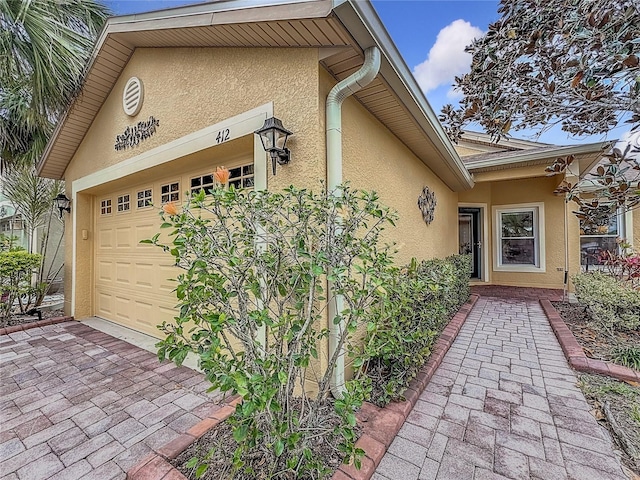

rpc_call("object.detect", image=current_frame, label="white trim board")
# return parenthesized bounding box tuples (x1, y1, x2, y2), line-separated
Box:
(70, 103, 273, 317)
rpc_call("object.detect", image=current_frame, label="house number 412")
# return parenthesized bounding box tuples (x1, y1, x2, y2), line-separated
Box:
(216, 128, 230, 144)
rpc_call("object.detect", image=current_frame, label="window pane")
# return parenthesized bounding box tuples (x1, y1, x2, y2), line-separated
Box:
(203, 174, 213, 185)
(230, 167, 241, 179)
(580, 236, 619, 266)
(191, 178, 201, 188)
(501, 212, 533, 237)
(580, 214, 618, 236)
(501, 239, 536, 265)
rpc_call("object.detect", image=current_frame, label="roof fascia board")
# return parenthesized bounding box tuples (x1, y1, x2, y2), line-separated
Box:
(466, 142, 611, 171)
(461, 131, 550, 149)
(332, 0, 474, 191)
(107, 0, 333, 31)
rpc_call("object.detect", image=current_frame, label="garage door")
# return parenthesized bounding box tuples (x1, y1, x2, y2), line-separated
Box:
(93, 162, 255, 337)
(94, 182, 179, 337)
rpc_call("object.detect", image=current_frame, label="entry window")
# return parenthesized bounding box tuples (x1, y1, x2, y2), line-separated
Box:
(580, 206, 624, 267)
(137, 189, 153, 209)
(100, 199, 112, 215)
(494, 203, 545, 272)
(190, 174, 215, 195)
(117, 194, 130, 212)
(229, 164, 255, 189)
(161, 182, 180, 203)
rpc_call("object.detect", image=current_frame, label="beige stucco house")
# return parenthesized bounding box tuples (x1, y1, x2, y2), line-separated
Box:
(37, 0, 638, 341)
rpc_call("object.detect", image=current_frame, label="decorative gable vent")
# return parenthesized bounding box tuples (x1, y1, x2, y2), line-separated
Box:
(122, 77, 144, 116)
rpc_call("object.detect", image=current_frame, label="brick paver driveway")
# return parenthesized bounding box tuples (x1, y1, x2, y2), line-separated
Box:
(0, 321, 220, 480)
(374, 296, 627, 480)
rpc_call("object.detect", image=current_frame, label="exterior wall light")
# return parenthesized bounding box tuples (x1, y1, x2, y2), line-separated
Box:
(255, 116, 292, 175)
(54, 193, 71, 218)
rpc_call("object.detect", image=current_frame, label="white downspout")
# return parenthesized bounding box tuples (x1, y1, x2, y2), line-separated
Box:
(327, 46, 381, 399)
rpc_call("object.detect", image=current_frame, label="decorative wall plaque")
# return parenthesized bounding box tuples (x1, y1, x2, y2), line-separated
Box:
(114, 116, 160, 151)
(417, 186, 437, 225)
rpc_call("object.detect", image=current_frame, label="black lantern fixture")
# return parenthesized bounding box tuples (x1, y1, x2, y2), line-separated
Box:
(255, 116, 292, 175)
(54, 193, 71, 218)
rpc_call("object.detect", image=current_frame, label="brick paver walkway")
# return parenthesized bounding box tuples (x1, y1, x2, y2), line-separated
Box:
(373, 296, 626, 480)
(0, 321, 220, 480)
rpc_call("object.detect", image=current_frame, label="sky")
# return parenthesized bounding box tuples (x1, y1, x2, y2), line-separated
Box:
(102, 0, 627, 146)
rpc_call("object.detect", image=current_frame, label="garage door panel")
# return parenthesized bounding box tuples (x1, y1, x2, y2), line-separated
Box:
(98, 261, 114, 282)
(116, 226, 133, 248)
(135, 224, 158, 249)
(158, 265, 178, 293)
(115, 296, 131, 321)
(115, 262, 132, 285)
(97, 292, 113, 316)
(134, 263, 154, 288)
(98, 228, 114, 250)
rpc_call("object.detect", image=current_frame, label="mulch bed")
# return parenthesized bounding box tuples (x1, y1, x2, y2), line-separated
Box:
(172, 399, 352, 480)
(4, 308, 65, 327)
(551, 301, 640, 365)
(552, 301, 640, 476)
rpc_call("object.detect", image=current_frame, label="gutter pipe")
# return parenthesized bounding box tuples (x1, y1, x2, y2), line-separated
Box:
(327, 46, 380, 399)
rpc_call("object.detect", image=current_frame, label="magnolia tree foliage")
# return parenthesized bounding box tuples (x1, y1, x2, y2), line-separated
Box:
(146, 184, 397, 478)
(440, 0, 640, 140)
(440, 0, 640, 228)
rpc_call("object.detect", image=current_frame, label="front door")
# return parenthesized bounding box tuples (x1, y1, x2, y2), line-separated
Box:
(459, 208, 481, 279)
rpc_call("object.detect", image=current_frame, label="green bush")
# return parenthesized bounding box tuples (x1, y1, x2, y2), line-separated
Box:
(573, 272, 640, 332)
(0, 251, 42, 324)
(610, 346, 640, 371)
(356, 255, 471, 406)
(146, 183, 397, 479)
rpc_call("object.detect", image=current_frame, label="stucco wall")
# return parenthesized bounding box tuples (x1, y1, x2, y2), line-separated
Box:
(319, 69, 459, 265)
(63, 47, 325, 317)
(460, 175, 573, 289)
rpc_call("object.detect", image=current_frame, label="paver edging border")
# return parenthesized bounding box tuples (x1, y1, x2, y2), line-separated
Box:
(540, 298, 640, 383)
(334, 293, 480, 480)
(0, 315, 74, 335)
(126, 294, 479, 480)
(126, 395, 242, 480)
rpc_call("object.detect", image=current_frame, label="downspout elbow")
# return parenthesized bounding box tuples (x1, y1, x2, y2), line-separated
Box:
(327, 47, 380, 400)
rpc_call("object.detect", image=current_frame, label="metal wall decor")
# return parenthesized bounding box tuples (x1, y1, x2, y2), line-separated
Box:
(114, 116, 160, 151)
(417, 186, 437, 225)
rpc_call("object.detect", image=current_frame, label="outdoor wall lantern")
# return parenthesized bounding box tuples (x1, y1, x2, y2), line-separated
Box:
(54, 193, 71, 218)
(255, 116, 292, 175)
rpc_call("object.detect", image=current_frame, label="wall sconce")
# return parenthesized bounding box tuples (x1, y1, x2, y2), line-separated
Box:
(54, 193, 71, 218)
(255, 116, 292, 175)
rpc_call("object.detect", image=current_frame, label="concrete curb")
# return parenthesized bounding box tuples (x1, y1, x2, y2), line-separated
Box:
(0, 316, 74, 335)
(540, 298, 640, 383)
(334, 294, 480, 480)
(126, 396, 242, 480)
(126, 294, 480, 480)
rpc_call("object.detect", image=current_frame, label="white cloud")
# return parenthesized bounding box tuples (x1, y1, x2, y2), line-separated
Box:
(413, 19, 483, 93)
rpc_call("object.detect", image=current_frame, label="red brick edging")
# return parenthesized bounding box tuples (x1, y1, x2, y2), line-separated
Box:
(0, 315, 74, 335)
(127, 396, 242, 480)
(539, 298, 640, 383)
(126, 295, 480, 480)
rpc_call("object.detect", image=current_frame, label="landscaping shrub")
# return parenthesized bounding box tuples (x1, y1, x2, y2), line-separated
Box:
(356, 255, 471, 406)
(573, 272, 640, 333)
(0, 251, 42, 325)
(145, 182, 397, 479)
(611, 346, 640, 371)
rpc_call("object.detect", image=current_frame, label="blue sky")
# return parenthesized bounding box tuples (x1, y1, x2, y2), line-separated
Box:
(103, 0, 626, 146)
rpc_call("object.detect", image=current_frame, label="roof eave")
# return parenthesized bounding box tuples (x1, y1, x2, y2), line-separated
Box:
(465, 142, 612, 172)
(333, 0, 474, 191)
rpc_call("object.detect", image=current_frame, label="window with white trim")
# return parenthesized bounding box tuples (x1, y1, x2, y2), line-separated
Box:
(229, 164, 255, 189)
(136, 188, 152, 209)
(160, 182, 180, 203)
(494, 204, 544, 272)
(580, 206, 625, 267)
(100, 199, 112, 215)
(190, 174, 215, 195)
(117, 194, 130, 213)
